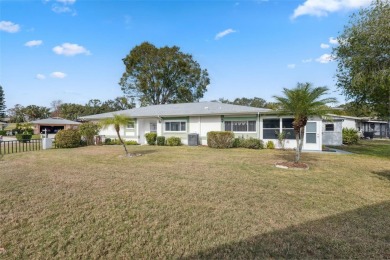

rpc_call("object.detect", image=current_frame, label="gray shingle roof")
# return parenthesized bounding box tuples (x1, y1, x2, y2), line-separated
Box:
(31, 118, 81, 125)
(79, 102, 273, 120)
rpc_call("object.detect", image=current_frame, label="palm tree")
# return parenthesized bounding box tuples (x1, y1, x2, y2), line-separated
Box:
(273, 83, 337, 163)
(100, 114, 133, 156)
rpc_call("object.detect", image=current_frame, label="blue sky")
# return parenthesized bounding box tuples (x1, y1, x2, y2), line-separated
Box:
(0, 0, 372, 109)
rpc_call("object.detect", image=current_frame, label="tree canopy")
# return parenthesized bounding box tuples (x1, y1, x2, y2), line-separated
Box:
(119, 42, 210, 106)
(274, 83, 337, 162)
(7, 104, 50, 123)
(218, 97, 268, 108)
(0, 85, 6, 118)
(333, 0, 390, 119)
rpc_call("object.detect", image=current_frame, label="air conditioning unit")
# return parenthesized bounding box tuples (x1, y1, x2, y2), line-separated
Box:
(188, 133, 199, 146)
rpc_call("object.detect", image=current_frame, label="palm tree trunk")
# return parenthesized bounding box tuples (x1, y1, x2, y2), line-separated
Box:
(116, 131, 129, 155)
(299, 126, 305, 153)
(295, 132, 300, 163)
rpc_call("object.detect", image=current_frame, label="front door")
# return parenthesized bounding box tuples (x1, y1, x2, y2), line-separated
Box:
(304, 121, 320, 150)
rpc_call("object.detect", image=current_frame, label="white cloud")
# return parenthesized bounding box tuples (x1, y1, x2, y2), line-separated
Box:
(53, 43, 91, 56)
(287, 64, 296, 69)
(291, 0, 372, 19)
(36, 74, 46, 80)
(56, 0, 76, 4)
(320, 43, 330, 49)
(302, 58, 313, 63)
(51, 72, 67, 78)
(25, 40, 43, 47)
(0, 21, 20, 33)
(329, 37, 339, 44)
(52, 5, 71, 13)
(316, 53, 334, 63)
(215, 29, 237, 40)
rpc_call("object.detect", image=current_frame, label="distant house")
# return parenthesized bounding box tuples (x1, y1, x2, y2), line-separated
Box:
(30, 118, 81, 135)
(79, 102, 325, 151)
(322, 114, 389, 145)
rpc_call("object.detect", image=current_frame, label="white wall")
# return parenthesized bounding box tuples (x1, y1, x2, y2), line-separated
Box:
(198, 116, 221, 145)
(342, 119, 358, 129)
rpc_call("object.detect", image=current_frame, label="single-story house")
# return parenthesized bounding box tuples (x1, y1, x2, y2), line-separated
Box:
(31, 118, 81, 135)
(79, 102, 324, 151)
(322, 114, 389, 145)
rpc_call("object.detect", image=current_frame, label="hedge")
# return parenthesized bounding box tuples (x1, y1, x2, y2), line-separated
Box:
(157, 136, 165, 146)
(342, 128, 359, 145)
(55, 129, 81, 148)
(166, 137, 181, 146)
(145, 132, 157, 145)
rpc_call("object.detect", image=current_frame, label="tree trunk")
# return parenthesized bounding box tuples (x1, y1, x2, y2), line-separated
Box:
(295, 132, 300, 163)
(116, 131, 129, 156)
(299, 126, 305, 153)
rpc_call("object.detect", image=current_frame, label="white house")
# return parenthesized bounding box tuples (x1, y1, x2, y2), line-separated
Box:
(79, 102, 325, 151)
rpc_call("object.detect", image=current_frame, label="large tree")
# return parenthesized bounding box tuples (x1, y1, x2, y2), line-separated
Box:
(119, 42, 210, 106)
(274, 83, 337, 163)
(22, 105, 50, 121)
(0, 85, 5, 118)
(333, 0, 390, 119)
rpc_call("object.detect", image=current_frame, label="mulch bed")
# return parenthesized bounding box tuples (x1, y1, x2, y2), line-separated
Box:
(275, 161, 309, 170)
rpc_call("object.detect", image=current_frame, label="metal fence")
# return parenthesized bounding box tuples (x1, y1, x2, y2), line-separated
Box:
(0, 139, 42, 155)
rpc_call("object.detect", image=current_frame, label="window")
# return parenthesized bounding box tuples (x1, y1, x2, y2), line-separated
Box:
(282, 118, 295, 140)
(127, 121, 135, 129)
(263, 119, 280, 139)
(325, 124, 334, 131)
(165, 121, 186, 132)
(224, 121, 256, 132)
(306, 122, 317, 143)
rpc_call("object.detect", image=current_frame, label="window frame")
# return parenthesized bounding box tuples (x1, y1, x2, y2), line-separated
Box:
(224, 120, 257, 133)
(262, 118, 280, 139)
(126, 121, 135, 130)
(165, 121, 187, 132)
(325, 123, 334, 132)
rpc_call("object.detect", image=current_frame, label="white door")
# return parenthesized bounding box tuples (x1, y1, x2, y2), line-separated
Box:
(304, 121, 321, 150)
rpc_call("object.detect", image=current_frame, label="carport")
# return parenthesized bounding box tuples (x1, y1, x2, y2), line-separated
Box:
(31, 118, 81, 135)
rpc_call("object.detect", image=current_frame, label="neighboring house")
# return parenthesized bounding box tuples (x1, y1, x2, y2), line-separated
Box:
(30, 118, 81, 135)
(0, 121, 5, 130)
(323, 114, 389, 145)
(79, 102, 325, 151)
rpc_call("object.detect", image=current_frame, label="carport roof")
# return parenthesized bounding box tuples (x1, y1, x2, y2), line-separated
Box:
(31, 118, 81, 125)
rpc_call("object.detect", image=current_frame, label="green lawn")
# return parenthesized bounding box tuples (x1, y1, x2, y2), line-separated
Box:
(1, 145, 389, 259)
(330, 139, 390, 158)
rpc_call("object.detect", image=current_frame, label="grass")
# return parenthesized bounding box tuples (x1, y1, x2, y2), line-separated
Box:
(329, 139, 390, 158)
(1, 145, 389, 259)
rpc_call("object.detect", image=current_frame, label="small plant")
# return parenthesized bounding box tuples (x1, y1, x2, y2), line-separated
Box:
(342, 128, 359, 145)
(266, 140, 275, 149)
(157, 136, 165, 146)
(104, 138, 112, 145)
(233, 137, 244, 148)
(276, 131, 290, 150)
(145, 132, 157, 145)
(55, 129, 81, 148)
(166, 136, 181, 146)
(125, 140, 139, 145)
(0, 130, 6, 136)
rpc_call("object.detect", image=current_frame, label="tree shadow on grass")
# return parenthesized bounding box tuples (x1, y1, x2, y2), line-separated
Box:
(182, 201, 390, 259)
(372, 170, 390, 181)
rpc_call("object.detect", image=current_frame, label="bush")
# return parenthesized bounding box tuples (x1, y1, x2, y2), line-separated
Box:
(166, 136, 181, 146)
(79, 122, 101, 145)
(266, 140, 275, 149)
(207, 131, 235, 148)
(145, 132, 157, 145)
(16, 133, 32, 143)
(0, 130, 6, 136)
(55, 129, 81, 148)
(125, 140, 139, 145)
(157, 136, 165, 146)
(104, 138, 112, 145)
(241, 138, 264, 149)
(343, 128, 359, 145)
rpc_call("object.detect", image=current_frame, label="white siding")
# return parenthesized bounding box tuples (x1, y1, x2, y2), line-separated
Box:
(342, 119, 358, 129)
(199, 116, 222, 145)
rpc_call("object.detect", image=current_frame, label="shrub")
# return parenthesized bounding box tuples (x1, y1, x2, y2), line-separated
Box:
(157, 136, 165, 146)
(55, 129, 81, 148)
(343, 128, 359, 145)
(0, 130, 6, 136)
(266, 140, 275, 149)
(233, 137, 243, 148)
(207, 131, 235, 148)
(104, 138, 112, 145)
(125, 140, 139, 145)
(16, 133, 32, 143)
(78, 122, 101, 145)
(241, 138, 264, 149)
(166, 136, 181, 146)
(145, 132, 157, 145)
